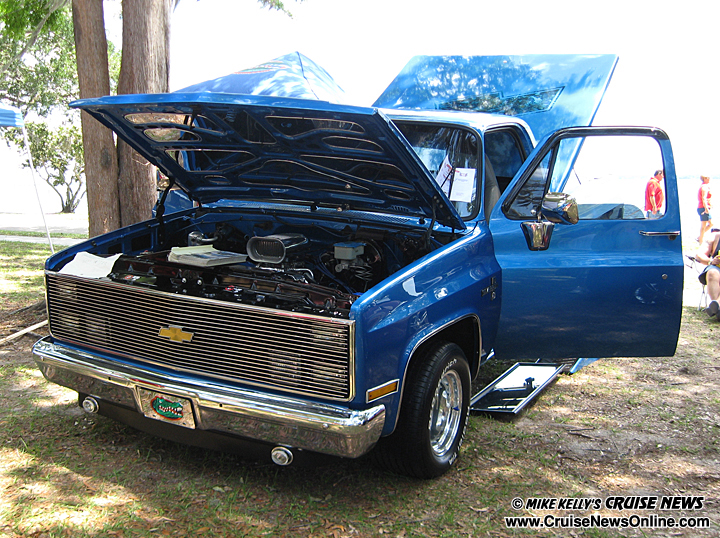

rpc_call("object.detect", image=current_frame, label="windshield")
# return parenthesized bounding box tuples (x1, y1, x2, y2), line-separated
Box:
(394, 122, 480, 219)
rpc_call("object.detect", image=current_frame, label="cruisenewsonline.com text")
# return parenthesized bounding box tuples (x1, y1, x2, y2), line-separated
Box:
(505, 496, 709, 530)
(504, 514, 710, 530)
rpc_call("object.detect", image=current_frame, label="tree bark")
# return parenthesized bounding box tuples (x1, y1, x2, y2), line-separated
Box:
(117, 0, 172, 227)
(72, 0, 120, 237)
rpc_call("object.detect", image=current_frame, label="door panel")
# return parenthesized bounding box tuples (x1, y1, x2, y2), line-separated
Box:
(490, 127, 682, 360)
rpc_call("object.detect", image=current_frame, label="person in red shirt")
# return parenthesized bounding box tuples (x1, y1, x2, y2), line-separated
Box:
(698, 175, 712, 243)
(645, 170, 664, 219)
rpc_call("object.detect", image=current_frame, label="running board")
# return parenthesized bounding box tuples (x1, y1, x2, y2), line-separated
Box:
(470, 363, 564, 414)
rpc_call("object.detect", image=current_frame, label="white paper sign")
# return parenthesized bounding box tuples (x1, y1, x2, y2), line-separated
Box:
(449, 167, 476, 203)
(59, 252, 122, 279)
(434, 156, 454, 198)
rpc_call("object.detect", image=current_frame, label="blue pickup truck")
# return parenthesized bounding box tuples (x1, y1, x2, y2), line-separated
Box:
(32, 54, 683, 478)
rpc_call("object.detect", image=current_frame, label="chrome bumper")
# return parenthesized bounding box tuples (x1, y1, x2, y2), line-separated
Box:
(32, 337, 385, 459)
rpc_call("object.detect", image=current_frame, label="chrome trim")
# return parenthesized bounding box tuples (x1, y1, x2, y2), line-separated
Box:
(639, 230, 681, 237)
(408, 313, 482, 372)
(33, 337, 384, 459)
(394, 313, 482, 430)
(521, 221, 554, 251)
(45, 272, 355, 401)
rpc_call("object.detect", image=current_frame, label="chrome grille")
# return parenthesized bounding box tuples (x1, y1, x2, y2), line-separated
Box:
(46, 272, 354, 400)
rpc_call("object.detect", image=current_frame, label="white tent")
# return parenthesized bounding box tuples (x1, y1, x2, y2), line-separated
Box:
(0, 103, 54, 252)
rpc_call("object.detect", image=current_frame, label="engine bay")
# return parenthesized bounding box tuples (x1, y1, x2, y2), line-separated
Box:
(104, 214, 446, 318)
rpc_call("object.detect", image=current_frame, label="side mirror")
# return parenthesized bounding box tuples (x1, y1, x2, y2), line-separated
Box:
(521, 193, 579, 251)
(540, 192, 579, 225)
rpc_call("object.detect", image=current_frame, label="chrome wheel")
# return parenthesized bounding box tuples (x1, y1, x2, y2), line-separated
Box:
(372, 342, 470, 478)
(429, 368, 463, 458)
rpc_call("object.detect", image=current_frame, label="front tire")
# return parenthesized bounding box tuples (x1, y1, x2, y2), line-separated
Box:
(373, 342, 470, 478)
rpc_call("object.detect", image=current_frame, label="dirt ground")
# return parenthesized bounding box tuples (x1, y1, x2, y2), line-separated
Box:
(513, 314, 720, 524)
(1, 302, 719, 537)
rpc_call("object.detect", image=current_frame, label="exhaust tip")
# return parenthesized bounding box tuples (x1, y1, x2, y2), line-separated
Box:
(270, 446, 294, 466)
(81, 396, 99, 414)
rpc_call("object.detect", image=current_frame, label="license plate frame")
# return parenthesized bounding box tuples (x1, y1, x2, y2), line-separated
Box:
(137, 387, 196, 429)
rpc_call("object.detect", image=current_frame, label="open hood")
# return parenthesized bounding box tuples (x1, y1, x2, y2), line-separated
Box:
(178, 52, 348, 104)
(373, 54, 618, 142)
(71, 93, 466, 229)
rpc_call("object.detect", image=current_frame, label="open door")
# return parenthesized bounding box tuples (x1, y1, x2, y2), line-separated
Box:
(489, 127, 682, 360)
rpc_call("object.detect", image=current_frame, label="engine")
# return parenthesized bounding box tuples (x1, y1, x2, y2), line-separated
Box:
(107, 220, 434, 318)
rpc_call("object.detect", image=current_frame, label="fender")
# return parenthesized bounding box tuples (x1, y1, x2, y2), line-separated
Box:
(388, 312, 482, 432)
(352, 226, 499, 435)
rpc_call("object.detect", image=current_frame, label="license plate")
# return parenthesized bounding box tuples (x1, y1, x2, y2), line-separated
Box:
(137, 388, 196, 429)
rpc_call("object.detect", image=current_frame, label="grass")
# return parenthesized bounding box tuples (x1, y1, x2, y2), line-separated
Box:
(0, 229, 88, 240)
(0, 241, 51, 310)
(1, 257, 719, 536)
(0, 360, 616, 537)
(1, 375, 714, 537)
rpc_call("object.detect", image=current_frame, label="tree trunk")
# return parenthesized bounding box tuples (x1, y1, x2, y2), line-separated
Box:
(117, 0, 172, 227)
(72, 0, 120, 237)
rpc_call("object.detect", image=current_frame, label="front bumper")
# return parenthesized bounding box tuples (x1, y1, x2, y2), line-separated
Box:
(32, 337, 385, 459)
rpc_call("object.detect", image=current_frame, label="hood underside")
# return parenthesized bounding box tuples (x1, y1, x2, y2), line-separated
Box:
(71, 93, 466, 229)
(71, 54, 618, 230)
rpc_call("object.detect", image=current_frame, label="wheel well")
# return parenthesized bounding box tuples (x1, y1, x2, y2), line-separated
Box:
(411, 316, 480, 377)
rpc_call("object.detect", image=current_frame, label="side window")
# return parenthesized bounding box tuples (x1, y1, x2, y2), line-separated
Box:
(505, 134, 665, 220)
(505, 152, 552, 219)
(560, 136, 664, 220)
(484, 129, 527, 193)
(394, 121, 480, 219)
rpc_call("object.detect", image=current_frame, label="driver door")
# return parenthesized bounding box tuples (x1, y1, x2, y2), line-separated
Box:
(489, 127, 683, 360)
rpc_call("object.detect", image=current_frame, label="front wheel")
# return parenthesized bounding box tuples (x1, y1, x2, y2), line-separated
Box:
(373, 342, 470, 478)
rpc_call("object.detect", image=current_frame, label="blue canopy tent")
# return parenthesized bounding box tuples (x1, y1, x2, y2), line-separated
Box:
(178, 51, 347, 103)
(0, 103, 23, 128)
(0, 103, 54, 252)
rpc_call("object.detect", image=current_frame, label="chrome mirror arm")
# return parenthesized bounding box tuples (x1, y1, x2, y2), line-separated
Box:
(520, 193, 578, 251)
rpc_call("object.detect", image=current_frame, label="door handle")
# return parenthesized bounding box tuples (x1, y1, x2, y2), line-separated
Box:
(639, 230, 681, 238)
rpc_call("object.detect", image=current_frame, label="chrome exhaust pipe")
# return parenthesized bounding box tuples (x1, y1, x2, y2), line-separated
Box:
(270, 446, 294, 466)
(81, 396, 99, 414)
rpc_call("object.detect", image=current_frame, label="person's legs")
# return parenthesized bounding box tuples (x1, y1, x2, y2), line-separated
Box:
(704, 267, 720, 317)
(699, 209, 712, 243)
(700, 221, 709, 243)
